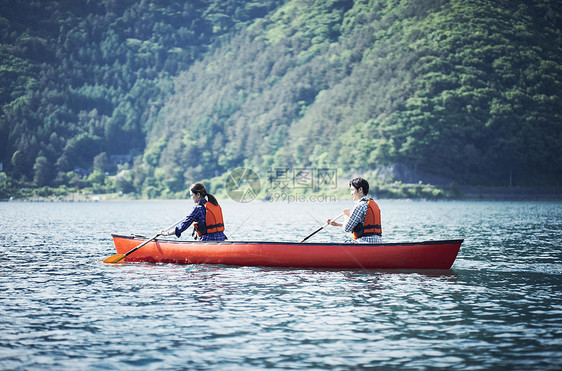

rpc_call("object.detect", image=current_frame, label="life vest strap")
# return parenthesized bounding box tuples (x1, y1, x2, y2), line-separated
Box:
(193, 223, 224, 234)
(362, 232, 382, 237)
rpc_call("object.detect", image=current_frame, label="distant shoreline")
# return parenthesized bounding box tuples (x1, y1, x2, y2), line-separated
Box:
(458, 186, 562, 201)
(3, 186, 561, 202)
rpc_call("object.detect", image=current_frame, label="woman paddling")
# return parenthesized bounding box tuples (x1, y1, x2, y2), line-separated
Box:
(327, 177, 382, 243)
(160, 183, 227, 241)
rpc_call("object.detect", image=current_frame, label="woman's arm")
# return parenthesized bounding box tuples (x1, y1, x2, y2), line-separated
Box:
(175, 204, 206, 237)
(161, 204, 205, 237)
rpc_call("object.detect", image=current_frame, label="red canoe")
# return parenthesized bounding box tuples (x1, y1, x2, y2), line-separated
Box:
(111, 234, 463, 269)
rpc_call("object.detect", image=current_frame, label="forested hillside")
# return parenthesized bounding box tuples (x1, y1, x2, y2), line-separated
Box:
(1, 0, 561, 199)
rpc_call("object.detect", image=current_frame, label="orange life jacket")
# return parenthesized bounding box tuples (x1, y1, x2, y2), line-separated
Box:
(193, 201, 225, 237)
(353, 199, 382, 240)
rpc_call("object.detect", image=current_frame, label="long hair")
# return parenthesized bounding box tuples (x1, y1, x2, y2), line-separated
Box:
(190, 183, 219, 206)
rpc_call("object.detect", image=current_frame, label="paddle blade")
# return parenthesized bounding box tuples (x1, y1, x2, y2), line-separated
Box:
(102, 254, 126, 264)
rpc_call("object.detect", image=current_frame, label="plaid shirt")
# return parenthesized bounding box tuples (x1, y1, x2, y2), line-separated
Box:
(343, 196, 382, 244)
(174, 200, 227, 241)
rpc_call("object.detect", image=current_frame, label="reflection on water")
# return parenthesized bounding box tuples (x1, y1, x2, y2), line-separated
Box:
(0, 200, 561, 369)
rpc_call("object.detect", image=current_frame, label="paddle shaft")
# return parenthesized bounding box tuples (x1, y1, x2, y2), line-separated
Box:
(106, 217, 185, 263)
(300, 213, 344, 243)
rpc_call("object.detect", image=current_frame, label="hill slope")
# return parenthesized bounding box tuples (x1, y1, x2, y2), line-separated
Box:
(152, 0, 562, 190)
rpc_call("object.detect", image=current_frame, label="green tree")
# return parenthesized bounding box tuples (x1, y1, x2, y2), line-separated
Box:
(93, 152, 110, 172)
(33, 156, 54, 186)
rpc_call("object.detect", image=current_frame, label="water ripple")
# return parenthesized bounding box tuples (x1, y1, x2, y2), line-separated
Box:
(1, 200, 561, 369)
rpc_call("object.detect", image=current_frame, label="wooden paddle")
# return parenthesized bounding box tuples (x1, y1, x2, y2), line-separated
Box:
(300, 213, 344, 243)
(102, 217, 185, 264)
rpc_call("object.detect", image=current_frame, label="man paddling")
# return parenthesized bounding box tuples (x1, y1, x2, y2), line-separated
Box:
(327, 177, 382, 243)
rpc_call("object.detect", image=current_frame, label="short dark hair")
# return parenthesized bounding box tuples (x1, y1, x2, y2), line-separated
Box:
(349, 177, 369, 195)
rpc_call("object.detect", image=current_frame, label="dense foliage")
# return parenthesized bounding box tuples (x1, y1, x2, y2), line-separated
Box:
(1, 0, 561, 198)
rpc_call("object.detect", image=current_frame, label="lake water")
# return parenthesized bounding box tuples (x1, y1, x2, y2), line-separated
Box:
(1, 199, 561, 370)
